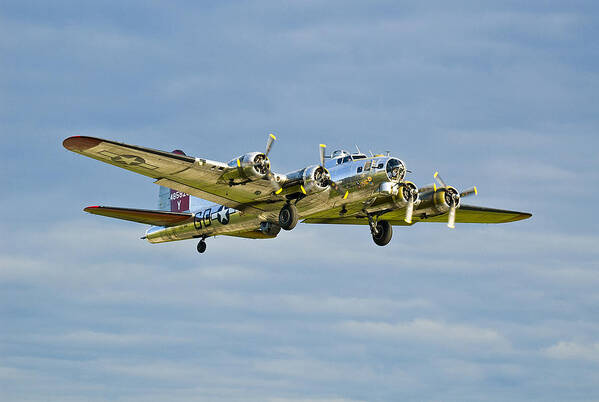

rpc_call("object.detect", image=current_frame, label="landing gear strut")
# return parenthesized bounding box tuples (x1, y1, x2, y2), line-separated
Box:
(197, 238, 207, 254)
(279, 203, 299, 231)
(368, 215, 392, 246)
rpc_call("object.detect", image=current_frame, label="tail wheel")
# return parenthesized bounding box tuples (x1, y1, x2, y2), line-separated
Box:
(372, 221, 392, 246)
(197, 239, 207, 254)
(279, 204, 299, 231)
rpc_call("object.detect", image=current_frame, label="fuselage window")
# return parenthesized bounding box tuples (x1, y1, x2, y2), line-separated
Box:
(357, 166, 363, 173)
(364, 161, 371, 171)
(377, 162, 384, 169)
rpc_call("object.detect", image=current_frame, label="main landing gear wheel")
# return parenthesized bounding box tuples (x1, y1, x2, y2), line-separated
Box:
(197, 239, 207, 254)
(371, 220, 392, 246)
(279, 203, 299, 231)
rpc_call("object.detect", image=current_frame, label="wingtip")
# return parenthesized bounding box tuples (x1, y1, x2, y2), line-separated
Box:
(84, 205, 101, 212)
(63, 136, 102, 152)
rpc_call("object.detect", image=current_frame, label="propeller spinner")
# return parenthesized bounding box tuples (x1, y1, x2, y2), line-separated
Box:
(433, 171, 477, 229)
(401, 183, 419, 224)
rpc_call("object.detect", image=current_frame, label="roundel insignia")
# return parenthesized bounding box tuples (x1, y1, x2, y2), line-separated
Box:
(367, 176, 372, 182)
(111, 155, 146, 166)
(216, 205, 230, 225)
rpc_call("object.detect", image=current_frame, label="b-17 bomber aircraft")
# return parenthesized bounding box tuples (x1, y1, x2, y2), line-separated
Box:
(63, 134, 531, 254)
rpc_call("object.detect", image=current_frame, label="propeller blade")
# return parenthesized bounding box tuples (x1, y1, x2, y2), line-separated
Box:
(447, 205, 456, 229)
(265, 133, 276, 157)
(404, 199, 414, 224)
(319, 144, 326, 168)
(460, 186, 477, 198)
(266, 172, 282, 194)
(433, 171, 447, 188)
(330, 181, 349, 200)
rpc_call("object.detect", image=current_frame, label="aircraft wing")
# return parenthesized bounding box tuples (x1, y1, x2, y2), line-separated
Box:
(410, 205, 531, 224)
(84, 206, 194, 226)
(63, 136, 276, 213)
(303, 205, 531, 225)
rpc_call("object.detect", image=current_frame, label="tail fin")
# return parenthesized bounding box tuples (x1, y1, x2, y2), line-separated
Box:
(158, 150, 190, 212)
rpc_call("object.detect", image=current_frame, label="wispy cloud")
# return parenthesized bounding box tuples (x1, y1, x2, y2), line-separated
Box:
(337, 319, 510, 350)
(544, 341, 599, 363)
(2, 0, 598, 400)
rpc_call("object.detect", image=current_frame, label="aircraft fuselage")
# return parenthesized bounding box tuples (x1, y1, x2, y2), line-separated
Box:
(146, 155, 406, 243)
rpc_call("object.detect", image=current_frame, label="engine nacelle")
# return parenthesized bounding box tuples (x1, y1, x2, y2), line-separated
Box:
(227, 152, 270, 181)
(395, 181, 419, 204)
(417, 185, 460, 214)
(301, 165, 331, 195)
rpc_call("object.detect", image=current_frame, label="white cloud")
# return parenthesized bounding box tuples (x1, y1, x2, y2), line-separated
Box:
(337, 319, 510, 350)
(2, 1, 599, 400)
(33, 330, 190, 346)
(268, 398, 364, 402)
(543, 341, 599, 363)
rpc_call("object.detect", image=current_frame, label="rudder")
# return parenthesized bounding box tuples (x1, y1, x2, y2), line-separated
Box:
(158, 150, 190, 212)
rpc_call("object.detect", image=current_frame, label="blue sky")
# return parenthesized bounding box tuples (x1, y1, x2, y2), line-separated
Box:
(1, 1, 598, 401)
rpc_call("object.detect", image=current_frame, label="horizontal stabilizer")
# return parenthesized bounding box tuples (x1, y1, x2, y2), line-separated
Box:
(84, 206, 194, 227)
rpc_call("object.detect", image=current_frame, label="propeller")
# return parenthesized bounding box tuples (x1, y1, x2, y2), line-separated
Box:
(261, 133, 283, 194)
(460, 187, 478, 198)
(433, 171, 447, 188)
(319, 144, 349, 199)
(402, 184, 418, 224)
(405, 200, 414, 224)
(433, 171, 477, 229)
(265, 133, 276, 157)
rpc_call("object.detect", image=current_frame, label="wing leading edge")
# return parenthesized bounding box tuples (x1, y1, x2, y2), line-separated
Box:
(63, 136, 274, 213)
(303, 205, 531, 225)
(412, 205, 532, 224)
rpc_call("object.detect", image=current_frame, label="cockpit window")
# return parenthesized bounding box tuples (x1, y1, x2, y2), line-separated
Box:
(352, 155, 367, 160)
(331, 150, 350, 158)
(342, 155, 352, 163)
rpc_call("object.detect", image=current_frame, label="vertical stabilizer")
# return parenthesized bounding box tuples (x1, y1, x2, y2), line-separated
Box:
(158, 185, 171, 211)
(158, 150, 191, 212)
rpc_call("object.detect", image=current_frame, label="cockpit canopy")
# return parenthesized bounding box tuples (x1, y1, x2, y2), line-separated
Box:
(326, 149, 368, 168)
(330, 149, 350, 158)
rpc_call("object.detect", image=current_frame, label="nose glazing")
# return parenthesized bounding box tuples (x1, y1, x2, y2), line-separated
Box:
(385, 158, 405, 182)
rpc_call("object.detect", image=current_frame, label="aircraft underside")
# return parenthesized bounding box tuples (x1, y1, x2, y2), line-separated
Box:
(64, 134, 531, 255)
